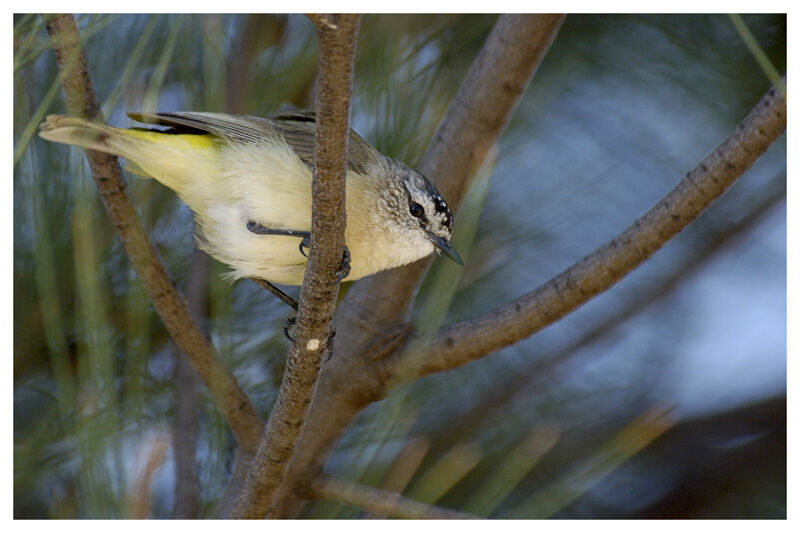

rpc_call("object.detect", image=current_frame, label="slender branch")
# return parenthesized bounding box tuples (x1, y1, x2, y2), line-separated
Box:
(311, 475, 479, 519)
(231, 14, 361, 518)
(396, 78, 786, 380)
(425, 176, 786, 452)
(266, 14, 566, 518)
(42, 14, 263, 452)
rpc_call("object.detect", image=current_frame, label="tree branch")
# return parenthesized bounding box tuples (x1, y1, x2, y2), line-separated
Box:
(231, 14, 361, 519)
(425, 175, 786, 453)
(311, 475, 479, 519)
(42, 13, 263, 453)
(396, 78, 786, 380)
(265, 14, 566, 518)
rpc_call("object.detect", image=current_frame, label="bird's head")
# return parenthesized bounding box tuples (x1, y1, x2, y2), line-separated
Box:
(376, 161, 463, 267)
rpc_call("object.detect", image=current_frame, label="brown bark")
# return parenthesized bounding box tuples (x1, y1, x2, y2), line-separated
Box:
(42, 13, 263, 454)
(230, 14, 361, 518)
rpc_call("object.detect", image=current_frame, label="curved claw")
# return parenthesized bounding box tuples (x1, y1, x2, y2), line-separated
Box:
(296, 239, 350, 282)
(299, 237, 310, 258)
(282, 316, 297, 342)
(336, 246, 351, 282)
(323, 326, 336, 362)
(246, 221, 311, 261)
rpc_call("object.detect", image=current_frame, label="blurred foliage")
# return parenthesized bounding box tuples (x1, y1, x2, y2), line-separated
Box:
(14, 14, 785, 518)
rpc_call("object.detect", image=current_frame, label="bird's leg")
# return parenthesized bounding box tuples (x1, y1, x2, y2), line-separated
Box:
(247, 220, 310, 245)
(251, 278, 298, 310)
(251, 278, 298, 343)
(247, 220, 346, 355)
(247, 220, 350, 281)
(247, 220, 312, 259)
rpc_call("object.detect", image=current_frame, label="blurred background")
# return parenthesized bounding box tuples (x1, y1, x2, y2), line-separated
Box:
(13, 14, 785, 518)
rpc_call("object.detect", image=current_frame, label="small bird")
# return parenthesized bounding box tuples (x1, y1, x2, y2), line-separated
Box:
(39, 111, 463, 293)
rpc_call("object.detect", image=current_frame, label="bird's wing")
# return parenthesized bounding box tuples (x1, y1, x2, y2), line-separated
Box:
(264, 111, 383, 173)
(127, 111, 275, 144)
(128, 111, 381, 172)
(267, 111, 318, 166)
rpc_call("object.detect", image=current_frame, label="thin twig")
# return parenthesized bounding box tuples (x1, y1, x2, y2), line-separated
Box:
(311, 475, 479, 519)
(42, 13, 263, 453)
(398, 78, 786, 380)
(231, 14, 361, 519)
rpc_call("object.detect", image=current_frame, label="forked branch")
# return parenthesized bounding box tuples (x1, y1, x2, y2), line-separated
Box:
(391, 78, 787, 381)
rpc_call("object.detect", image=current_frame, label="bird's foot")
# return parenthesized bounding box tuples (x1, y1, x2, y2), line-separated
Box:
(252, 278, 298, 310)
(299, 236, 310, 258)
(323, 325, 336, 362)
(336, 246, 351, 282)
(292, 235, 349, 283)
(281, 316, 297, 342)
(247, 221, 311, 260)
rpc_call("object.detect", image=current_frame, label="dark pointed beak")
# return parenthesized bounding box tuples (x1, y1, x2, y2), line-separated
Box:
(428, 233, 464, 265)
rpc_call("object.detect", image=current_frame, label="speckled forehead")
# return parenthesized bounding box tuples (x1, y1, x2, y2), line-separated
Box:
(430, 191, 453, 231)
(405, 174, 453, 232)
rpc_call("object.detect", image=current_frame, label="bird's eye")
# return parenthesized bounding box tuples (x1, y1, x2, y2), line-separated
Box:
(409, 202, 424, 218)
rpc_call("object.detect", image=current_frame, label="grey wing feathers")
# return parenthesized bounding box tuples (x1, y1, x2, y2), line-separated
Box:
(127, 111, 277, 143)
(128, 111, 383, 172)
(268, 111, 383, 173)
(267, 112, 318, 165)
